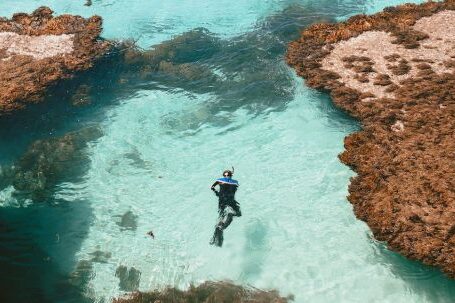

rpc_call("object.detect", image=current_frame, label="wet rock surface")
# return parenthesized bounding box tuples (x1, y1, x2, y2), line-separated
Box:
(287, 0, 455, 277)
(0, 7, 110, 114)
(113, 281, 290, 303)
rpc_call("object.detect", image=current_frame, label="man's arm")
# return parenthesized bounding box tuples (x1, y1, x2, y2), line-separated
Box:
(210, 181, 219, 190)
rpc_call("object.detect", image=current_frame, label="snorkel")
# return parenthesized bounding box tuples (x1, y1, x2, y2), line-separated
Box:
(223, 166, 234, 178)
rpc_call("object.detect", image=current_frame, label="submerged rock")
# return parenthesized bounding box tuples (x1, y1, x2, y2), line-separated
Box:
(113, 281, 291, 303)
(0, 7, 111, 114)
(114, 4, 342, 114)
(71, 84, 92, 106)
(120, 28, 222, 92)
(115, 265, 141, 292)
(123, 148, 152, 170)
(7, 126, 103, 201)
(124, 28, 221, 67)
(88, 250, 112, 263)
(115, 210, 138, 231)
(69, 260, 94, 290)
(287, 0, 455, 277)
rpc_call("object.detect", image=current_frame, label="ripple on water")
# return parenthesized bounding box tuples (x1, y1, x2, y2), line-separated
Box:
(371, 238, 442, 281)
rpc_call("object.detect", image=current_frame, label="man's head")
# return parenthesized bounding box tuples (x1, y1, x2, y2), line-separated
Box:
(223, 170, 233, 178)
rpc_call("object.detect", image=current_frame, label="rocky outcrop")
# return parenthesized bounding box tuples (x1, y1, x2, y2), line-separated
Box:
(0, 7, 111, 113)
(287, 0, 455, 277)
(0, 4, 341, 117)
(113, 281, 291, 303)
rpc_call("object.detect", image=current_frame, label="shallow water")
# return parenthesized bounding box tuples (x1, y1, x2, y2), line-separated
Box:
(1, 0, 455, 302)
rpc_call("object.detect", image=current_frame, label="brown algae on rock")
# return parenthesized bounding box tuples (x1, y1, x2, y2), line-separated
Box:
(287, 0, 455, 277)
(0, 7, 111, 113)
(113, 281, 291, 303)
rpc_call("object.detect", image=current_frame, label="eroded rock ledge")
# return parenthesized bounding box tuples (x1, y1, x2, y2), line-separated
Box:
(0, 7, 110, 113)
(287, 1, 455, 277)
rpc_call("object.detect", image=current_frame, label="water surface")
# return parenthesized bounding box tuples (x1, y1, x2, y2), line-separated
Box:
(1, 1, 455, 302)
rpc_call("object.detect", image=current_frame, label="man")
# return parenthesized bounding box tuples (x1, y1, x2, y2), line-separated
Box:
(209, 169, 241, 247)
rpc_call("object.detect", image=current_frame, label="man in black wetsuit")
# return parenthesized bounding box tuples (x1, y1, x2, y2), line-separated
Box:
(209, 169, 241, 247)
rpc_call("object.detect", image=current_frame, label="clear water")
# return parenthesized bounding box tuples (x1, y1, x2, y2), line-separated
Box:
(1, 0, 455, 302)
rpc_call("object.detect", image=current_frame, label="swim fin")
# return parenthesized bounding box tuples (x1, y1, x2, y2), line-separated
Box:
(210, 227, 224, 247)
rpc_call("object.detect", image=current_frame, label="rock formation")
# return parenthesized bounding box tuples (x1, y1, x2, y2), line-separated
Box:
(113, 281, 291, 303)
(287, 0, 455, 277)
(0, 7, 111, 113)
(0, 4, 344, 118)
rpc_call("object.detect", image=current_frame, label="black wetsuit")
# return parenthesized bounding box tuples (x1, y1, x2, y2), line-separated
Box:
(210, 177, 241, 246)
(212, 179, 241, 216)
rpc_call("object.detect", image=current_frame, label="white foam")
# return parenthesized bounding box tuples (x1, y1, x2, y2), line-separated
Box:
(0, 185, 32, 208)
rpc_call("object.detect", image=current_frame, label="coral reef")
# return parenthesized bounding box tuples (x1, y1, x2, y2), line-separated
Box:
(287, 1, 455, 277)
(113, 281, 291, 303)
(0, 7, 110, 113)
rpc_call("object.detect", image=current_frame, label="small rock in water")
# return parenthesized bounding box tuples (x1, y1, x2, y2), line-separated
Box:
(88, 250, 112, 263)
(147, 231, 155, 239)
(115, 210, 138, 231)
(84, 0, 92, 6)
(115, 265, 141, 292)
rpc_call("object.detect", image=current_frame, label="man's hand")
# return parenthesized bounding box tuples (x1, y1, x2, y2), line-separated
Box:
(211, 187, 215, 191)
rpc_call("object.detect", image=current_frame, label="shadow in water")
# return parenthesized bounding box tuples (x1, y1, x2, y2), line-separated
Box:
(0, 201, 93, 303)
(239, 219, 270, 282)
(370, 236, 455, 302)
(309, 90, 361, 132)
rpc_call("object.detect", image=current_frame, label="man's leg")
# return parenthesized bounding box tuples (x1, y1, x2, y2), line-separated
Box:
(210, 211, 225, 246)
(210, 225, 224, 247)
(219, 211, 234, 230)
(210, 206, 233, 247)
(232, 200, 241, 217)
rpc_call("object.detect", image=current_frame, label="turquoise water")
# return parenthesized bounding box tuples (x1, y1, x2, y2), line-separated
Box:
(1, 0, 455, 302)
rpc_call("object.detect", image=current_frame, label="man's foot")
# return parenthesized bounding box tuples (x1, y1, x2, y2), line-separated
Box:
(209, 228, 223, 247)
